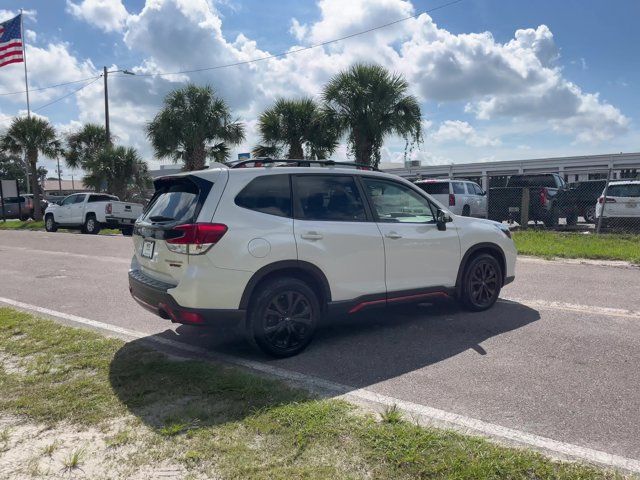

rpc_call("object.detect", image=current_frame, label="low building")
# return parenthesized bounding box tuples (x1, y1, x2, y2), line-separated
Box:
(381, 152, 640, 189)
(42, 179, 91, 198)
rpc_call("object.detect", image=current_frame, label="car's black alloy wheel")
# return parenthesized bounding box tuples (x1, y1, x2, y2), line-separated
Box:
(462, 254, 502, 311)
(251, 277, 319, 357)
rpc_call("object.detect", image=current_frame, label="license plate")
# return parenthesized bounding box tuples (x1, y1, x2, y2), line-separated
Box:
(508, 207, 520, 213)
(141, 240, 155, 259)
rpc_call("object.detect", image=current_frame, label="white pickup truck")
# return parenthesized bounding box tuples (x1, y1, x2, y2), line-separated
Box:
(44, 193, 144, 235)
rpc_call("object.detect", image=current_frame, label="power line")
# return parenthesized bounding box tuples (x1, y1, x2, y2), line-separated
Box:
(0, 75, 101, 97)
(32, 76, 101, 112)
(134, 0, 464, 78)
(0, 0, 463, 94)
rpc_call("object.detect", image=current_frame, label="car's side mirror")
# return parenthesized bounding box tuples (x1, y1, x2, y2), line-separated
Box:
(436, 209, 452, 231)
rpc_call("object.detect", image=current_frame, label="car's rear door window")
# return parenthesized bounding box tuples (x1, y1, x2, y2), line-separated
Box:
(293, 175, 366, 222)
(235, 174, 292, 217)
(452, 182, 466, 194)
(416, 182, 449, 195)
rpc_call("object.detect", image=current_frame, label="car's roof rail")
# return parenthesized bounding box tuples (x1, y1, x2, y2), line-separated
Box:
(229, 157, 379, 171)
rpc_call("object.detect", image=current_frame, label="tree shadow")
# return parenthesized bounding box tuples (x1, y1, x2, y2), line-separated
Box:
(109, 298, 539, 430)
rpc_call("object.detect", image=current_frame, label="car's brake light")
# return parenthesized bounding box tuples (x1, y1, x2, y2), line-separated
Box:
(539, 188, 547, 206)
(105, 203, 112, 214)
(598, 196, 616, 204)
(449, 193, 455, 206)
(166, 223, 228, 255)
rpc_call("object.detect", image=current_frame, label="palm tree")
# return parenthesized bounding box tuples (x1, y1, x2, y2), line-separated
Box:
(147, 84, 245, 170)
(322, 63, 422, 168)
(64, 123, 110, 170)
(1, 116, 62, 220)
(252, 98, 338, 159)
(82, 146, 152, 201)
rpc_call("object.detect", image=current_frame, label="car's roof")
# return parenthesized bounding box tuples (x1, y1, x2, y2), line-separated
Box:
(185, 165, 408, 181)
(608, 180, 640, 186)
(415, 178, 472, 183)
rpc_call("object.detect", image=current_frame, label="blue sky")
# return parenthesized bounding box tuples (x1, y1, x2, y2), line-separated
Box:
(1, 0, 638, 177)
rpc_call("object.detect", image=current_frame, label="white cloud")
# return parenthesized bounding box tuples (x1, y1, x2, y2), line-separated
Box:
(431, 120, 501, 147)
(0, 9, 37, 22)
(2, 0, 633, 171)
(289, 19, 308, 42)
(66, 0, 129, 33)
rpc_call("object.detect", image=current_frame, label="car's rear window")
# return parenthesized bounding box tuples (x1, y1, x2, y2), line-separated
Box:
(607, 184, 640, 198)
(416, 182, 449, 195)
(142, 179, 201, 224)
(2, 196, 24, 204)
(508, 175, 558, 188)
(88, 194, 118, 202)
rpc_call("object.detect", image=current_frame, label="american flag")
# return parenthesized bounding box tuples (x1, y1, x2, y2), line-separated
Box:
(0, 14, 24, 69)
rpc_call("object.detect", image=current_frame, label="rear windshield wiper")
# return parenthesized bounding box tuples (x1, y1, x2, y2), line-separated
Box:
(149, 215, 175, 223)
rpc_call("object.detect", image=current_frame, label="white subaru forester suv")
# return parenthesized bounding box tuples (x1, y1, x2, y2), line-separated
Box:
(129, 160, 516, 357)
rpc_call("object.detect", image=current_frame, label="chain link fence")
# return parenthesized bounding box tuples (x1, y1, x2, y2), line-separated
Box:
(413, 167, 640, 234)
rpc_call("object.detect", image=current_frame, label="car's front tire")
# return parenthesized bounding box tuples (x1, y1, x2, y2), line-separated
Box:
(460, 253, 503, 311)
(248, 277, 319, 357)
(44, 214, 58, 232)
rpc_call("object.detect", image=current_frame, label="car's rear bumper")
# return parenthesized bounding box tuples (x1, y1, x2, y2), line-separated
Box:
(105, 216, 137, 228)
(128, 269, 245, 325)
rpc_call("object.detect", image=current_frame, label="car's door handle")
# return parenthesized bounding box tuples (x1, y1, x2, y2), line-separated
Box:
(385, 231, 403, 239)
(301, 231, 323, 240)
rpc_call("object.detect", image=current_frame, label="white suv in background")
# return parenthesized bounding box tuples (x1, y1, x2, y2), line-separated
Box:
(129, 160, 516, 357)
(415, 179, 487, 218)
(595, 180, 640, 226)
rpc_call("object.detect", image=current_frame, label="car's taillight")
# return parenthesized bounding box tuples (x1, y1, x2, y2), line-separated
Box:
(449, 194, 455, 206)
(105, 203, 112, 214)
(166, 223, 228, 255)
(539, 188, 547, 206)
(598, 196, 616, 204)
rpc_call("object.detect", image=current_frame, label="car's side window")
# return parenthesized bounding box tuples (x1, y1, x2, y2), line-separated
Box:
(471, 183, 484, 195)
(73, 194, 86, 204)
(362, 178, 436, 224)
(452, 182, 466, 194)
(61, 195, 76, 206)
(235, 174, 292, 218)
(293, 175, 366, 222)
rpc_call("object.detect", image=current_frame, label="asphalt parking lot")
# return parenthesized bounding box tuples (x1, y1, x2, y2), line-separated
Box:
(1, 230, 639, 466)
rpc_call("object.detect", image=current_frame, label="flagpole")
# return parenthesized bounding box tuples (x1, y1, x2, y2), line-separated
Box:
(20, 10, 30, 117)
(19, 11, 31, 194)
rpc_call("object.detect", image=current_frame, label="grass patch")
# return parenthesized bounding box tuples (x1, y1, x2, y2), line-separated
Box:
(0, 307, 628, 479)
(0, 220, 121, 235)
(513, 230, 640, 263)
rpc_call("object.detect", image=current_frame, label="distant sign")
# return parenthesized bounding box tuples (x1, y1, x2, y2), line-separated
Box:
(238, 153, 251, 160)
(1, 179, 18, 198)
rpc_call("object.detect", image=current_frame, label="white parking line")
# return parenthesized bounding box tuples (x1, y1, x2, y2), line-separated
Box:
(0, 295, 639, 474)
(502, 297, 640, 320)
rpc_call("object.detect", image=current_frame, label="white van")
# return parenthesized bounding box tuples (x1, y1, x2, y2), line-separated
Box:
(415, 179, 487, 218)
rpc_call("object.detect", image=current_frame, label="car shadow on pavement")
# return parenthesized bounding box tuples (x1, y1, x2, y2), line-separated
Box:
(109, 298, 539, 429)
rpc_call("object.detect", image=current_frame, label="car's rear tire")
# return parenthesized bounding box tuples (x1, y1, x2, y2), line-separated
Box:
(460, 253, 503, 312)
(248, 277, 319, 357)
(462, 205, 471, 217)
(83, 214, 100, 235)
(44, 214, 58, 232)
